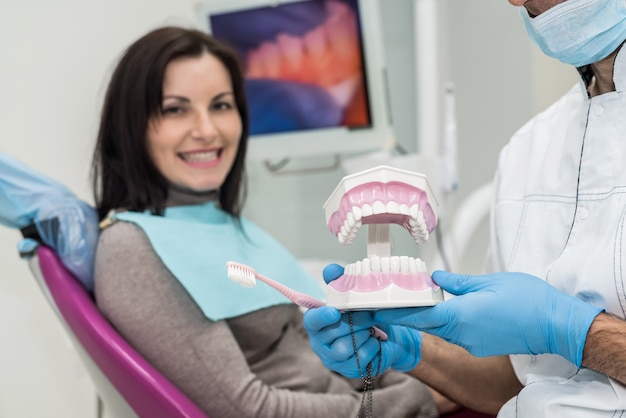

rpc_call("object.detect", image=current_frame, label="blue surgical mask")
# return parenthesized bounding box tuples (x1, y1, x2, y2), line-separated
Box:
(521, 0, 626, 67)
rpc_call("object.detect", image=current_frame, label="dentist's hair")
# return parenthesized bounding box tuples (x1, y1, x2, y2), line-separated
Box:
(92, 26, 249, 220)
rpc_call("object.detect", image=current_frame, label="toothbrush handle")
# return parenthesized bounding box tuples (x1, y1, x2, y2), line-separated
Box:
(254, 272, 325, 307)
(370, 327, 388, 341)
(254, 272, 388, 341)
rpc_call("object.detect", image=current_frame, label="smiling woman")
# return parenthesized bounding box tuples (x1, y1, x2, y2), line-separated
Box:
(146, 54, 242, 194)
(92, 27, 249, 219)
(89, 26, 449, 417)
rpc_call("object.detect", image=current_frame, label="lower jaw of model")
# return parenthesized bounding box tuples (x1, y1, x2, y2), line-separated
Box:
(325, 255, 444, 309)
(324, 166, 443, 309)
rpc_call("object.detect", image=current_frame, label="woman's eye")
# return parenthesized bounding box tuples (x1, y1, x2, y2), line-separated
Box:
(213, 101, 234, 111)
(162, 106, 185, 115)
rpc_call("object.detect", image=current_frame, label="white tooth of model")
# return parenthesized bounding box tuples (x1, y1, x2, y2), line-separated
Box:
(347, 212, 355, 228)
(387, 201, 400, 214)
(400, 256, 410, 273)
(370, 256, 381, 273)
(380, 257, 390, 273)
(373, 201, 386, 214)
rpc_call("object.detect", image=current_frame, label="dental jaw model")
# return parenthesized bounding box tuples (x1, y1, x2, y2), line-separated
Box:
(324, 165, 443, 309)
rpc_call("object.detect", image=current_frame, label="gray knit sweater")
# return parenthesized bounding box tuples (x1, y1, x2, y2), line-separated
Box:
(94, 218, 439, 418)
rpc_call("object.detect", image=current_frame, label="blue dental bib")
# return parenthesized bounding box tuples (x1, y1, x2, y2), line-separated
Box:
(113, 202, 324, 320)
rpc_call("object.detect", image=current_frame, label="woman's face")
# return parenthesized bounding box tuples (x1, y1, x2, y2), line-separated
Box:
(147, 53, 242, 193)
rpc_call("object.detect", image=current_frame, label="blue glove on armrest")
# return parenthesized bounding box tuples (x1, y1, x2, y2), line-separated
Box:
(302, 264, 422, 378)
(35, 199, 99, 291)
(0, 152, 99, 291)
(17, 198, 99, 291)
(375, 270, 603, 367)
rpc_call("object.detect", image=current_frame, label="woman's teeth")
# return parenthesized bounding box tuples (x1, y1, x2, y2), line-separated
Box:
(180, 151, 218, 163)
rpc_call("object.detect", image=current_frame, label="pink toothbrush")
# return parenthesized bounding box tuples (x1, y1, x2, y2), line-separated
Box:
(226, 261, 388, 340)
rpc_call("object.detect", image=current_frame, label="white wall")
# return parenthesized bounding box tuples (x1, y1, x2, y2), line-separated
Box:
(0, 1, 577, 417)
(0, 1, 210, 417)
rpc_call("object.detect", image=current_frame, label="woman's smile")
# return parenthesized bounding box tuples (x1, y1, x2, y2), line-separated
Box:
(178, 149, 222, 168)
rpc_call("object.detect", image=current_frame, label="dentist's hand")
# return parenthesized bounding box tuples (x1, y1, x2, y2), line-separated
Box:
(303, 264, 422, 378)
(375, 270, 603, 367)
(304, 306, 422, 378)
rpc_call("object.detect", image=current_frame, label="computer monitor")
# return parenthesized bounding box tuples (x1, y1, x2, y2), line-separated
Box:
(196, 0, 391, 160)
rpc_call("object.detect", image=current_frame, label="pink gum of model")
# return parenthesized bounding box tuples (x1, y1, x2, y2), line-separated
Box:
(326, 181, 437, 237)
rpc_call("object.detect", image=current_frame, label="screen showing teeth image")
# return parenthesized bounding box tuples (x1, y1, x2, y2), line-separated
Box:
(209, 0, 371, 135)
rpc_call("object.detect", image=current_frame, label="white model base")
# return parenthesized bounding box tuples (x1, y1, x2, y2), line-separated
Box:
(325, 284, 444, 310)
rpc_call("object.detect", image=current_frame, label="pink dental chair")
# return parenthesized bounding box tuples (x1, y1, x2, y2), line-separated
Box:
(28, 245, 208, 418)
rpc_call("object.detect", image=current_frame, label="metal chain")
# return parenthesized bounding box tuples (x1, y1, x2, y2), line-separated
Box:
(349, 312, 382, 418)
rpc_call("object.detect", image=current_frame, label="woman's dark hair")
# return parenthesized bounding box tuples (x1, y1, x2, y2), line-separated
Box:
(91, 26, 248, 220)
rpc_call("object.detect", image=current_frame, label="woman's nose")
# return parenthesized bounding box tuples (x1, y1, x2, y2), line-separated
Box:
(192, 111, 217, 141)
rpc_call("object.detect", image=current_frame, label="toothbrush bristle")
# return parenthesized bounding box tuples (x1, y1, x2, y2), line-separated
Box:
(227, 262, 257, 288)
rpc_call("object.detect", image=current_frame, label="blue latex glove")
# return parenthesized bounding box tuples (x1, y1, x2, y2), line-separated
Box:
(17, 238, 39, 255)
(0, 152, 75, 229)
(375, 270, 604, 367)
(0, 152, 99, 291)
(35, 198, 99, 291)
(17, 198, 99, 291)
(322, 263, 345, 284)
(303, 264, 422, 378)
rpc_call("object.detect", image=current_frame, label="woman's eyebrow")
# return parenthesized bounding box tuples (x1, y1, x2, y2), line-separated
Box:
(162, 95, 190, 102)
(213, 92, 234, 100)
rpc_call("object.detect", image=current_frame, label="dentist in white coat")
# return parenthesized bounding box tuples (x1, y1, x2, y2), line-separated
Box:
(303, 0, 626, 416)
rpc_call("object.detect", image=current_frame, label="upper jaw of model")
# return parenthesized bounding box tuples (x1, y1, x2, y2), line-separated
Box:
(324, 166, 438, 245)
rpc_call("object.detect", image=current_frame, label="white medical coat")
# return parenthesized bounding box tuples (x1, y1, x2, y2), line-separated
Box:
(488, 46, 626, 417)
